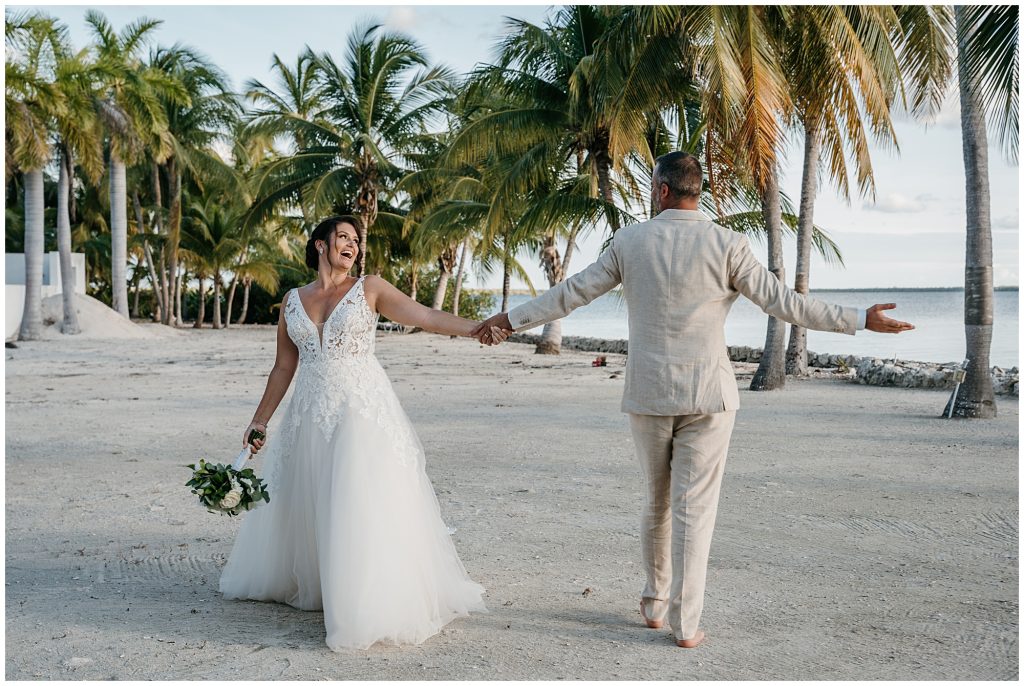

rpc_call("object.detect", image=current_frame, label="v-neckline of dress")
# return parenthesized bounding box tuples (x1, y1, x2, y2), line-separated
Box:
(294, 276, 364, 350)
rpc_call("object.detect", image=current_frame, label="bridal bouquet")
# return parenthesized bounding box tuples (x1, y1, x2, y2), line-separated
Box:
(186, 446, 270, 517)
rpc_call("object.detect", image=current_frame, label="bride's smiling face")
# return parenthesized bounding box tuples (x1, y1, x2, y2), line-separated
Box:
(320, 222, 359, 271)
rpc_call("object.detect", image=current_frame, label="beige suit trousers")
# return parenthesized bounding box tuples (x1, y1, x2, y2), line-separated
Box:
(629, 410, 736, 641)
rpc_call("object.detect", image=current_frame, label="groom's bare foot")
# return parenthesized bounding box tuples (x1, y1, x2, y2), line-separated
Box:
(640, 600, 663, 629)
(675, 630, 705, 648)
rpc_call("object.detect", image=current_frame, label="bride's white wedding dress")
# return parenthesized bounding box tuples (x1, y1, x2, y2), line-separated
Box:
(218, 276, 486, 650)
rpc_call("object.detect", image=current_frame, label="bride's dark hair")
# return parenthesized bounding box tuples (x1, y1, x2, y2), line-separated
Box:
(305, 215, 362, 270)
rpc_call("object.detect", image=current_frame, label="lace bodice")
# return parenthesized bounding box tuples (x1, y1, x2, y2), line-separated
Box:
(284, 276, 378, 364)
(266, 276, 419, 482)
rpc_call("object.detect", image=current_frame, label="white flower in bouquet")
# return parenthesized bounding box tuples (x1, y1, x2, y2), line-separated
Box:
(185, 457, 271, 517)
(220, 483, 243, 509)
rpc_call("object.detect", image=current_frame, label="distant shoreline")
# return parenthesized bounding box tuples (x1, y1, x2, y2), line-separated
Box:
(482, 286, 1020, 295)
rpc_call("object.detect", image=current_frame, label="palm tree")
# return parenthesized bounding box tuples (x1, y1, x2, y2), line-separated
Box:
(86, 10, 180, 318)
(242, 50, 324, 236)
(225, 231, 282, 326)
(249, 24, 452, 275)
(710, 6, 794, 392)
(782, 7, 907, 375)
(945, 5, 1018, 419)
(223, 125, 290, 327)
(52, 40, 105, 334)
(148, 43, 241, 326)
(6, 11, 63, 340)
(180, 196, 244, 329)
(451, 7, 644, 238)
(245, 50, 324, 157)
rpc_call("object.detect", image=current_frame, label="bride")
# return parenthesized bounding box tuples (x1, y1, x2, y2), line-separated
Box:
(218, 215, 502, 650)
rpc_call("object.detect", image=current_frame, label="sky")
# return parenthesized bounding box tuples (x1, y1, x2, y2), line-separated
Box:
(27, 3, 1021, 290)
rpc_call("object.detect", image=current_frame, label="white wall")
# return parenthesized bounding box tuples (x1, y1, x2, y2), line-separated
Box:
(5, 252, 87, 338)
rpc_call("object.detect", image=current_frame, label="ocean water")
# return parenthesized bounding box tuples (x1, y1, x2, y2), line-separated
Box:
(493, 289, 1019, 367)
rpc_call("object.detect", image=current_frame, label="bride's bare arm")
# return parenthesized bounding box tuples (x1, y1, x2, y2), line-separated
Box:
(365, 275, 483, 338)
(244, 291, 299, 452)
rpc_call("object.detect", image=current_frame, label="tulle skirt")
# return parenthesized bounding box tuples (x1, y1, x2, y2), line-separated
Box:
(218, 380, 487, 650)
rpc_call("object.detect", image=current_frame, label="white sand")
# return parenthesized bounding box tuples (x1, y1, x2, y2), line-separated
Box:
(37, 294, 184, 340)
(4, 327, 1018, 679)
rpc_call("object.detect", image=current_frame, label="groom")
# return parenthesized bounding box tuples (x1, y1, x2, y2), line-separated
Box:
(472, 151, 914, 647)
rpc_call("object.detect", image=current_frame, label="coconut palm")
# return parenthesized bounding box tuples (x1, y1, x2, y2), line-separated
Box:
(945, 5, 1018, 419)
(86, 10, 181, 318)
(242, 50, 324, 234)
(225, 228, 283, 327)
(612, 5, 795, 389)
(249, 24, 453, 275)
(588, 6, 791, 383)
(404, 155, 537, 314)
(146, 43, 241, 326)
(450, 6, 649, 237)
(222, 125, 291, 327)
(52, 41, 105, 334)
(245, 50, 324, 154)
(781, 7, 904, 375)
(6, 11, 64, 340)
(180, 196, 244, 328)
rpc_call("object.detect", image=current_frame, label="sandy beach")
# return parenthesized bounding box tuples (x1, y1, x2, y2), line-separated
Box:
(5, 325, 1018, 680)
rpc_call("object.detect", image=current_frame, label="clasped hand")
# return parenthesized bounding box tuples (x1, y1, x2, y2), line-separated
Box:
(471, 312, 514, 345)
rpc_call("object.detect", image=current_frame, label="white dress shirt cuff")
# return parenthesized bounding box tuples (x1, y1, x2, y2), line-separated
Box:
(856, 308, 867, 331)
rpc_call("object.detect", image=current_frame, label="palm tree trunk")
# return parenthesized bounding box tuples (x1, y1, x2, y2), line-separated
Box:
(131, 272, 141, 317)
(594, 144, 621, 233)
(562, 223, 582, 273)
(238, 278, 251, 325)
(501, 255, 512, 313)
(142, 240, 162, 322)
(225, 273, 239, 327)
(151, 162, 171, 324)
(57, 148, 81, 335)
(166, 160, 182, 326)
(946, 5, 996, 418)
(176, 268, 185, 326)
(501, 227, 513, 312)
(537, 222, 583, 356)
(194, 275, 206, 328)
(18, 168, 45, 340)
(536, 232, 566, 355)
(355, 161, 377, 277)
(409, 260, 419, 301)
(158, 247, 169, 322)
(450, 238, 470, 316)
(109, 155, 130, 317)
(431, 269, 451, 310)
(213, 271, 223, 329)
(750, 166, 787, 391)
(785, 120, 822, 376)
(133, 189, 163, 323)
(431, 246, 456, 310)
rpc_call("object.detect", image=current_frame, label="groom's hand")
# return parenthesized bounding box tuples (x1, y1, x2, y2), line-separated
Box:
(866, 303, 915, 333)
(472, 312, 513, 345)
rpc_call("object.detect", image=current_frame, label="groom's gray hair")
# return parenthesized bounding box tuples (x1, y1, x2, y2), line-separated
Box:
(654, 152, 703, 199)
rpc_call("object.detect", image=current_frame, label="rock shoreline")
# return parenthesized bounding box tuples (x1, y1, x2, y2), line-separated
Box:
(505, 333, 1019, 397)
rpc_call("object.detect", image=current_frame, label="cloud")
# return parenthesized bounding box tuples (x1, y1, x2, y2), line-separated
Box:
(866, 193, 932, 213)
(993, 214, 1020, 230)
(385, 6, 417, 32)
(994, 265, 1019, 286)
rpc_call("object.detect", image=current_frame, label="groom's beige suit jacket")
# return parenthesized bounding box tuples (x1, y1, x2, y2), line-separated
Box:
(507, 209, 859, 416)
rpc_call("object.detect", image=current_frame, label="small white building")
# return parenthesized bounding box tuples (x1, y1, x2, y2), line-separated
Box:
(6, 251, 87, 338)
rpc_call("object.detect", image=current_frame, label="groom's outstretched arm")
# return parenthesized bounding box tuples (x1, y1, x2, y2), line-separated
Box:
(729, 236, 913, 334)
(472, 236, 623, 341)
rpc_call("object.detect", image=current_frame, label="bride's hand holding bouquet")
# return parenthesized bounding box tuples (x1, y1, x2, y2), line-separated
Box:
(185, 424, 270, 517)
